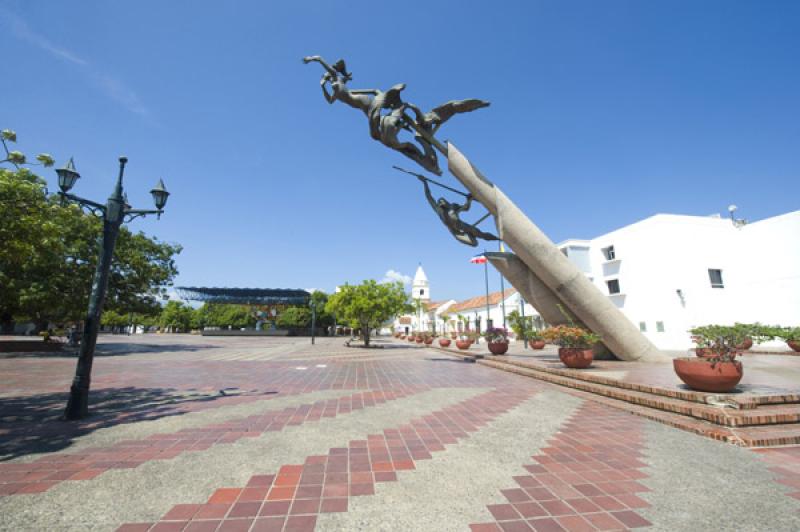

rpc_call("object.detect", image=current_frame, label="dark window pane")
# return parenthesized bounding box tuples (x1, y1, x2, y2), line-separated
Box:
(708, 269, 724, 288)
(606, 279, 621, 294)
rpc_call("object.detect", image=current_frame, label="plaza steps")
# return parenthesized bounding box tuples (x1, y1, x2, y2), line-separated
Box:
(430, 346, 800, 448)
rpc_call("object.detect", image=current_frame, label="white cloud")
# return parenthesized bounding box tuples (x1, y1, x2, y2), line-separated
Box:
(3, 10, 150, 118)
(381, 269, 412, 285)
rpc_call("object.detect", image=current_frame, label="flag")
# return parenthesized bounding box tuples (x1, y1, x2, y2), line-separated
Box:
(470, 254, 487, 264)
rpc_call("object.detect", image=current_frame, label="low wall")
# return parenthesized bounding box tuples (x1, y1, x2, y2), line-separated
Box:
(201, 329, 290, 337)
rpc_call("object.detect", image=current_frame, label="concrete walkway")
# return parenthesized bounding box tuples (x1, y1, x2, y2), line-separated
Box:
(0, 335, 798, 531)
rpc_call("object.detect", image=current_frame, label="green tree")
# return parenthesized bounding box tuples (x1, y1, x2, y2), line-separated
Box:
(197, 303, 255, 329)
(325, 280, 410, 346)
(100, 309, 129, 332)
(507, 310, 532, 340)
(310, 290, 334, 328)
(159, 301, 193, 332)
(276, 306, 311, 329)
(0, 129, 181, 331)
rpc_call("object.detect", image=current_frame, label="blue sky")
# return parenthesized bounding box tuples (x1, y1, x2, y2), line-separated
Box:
(2, 1, 798, 301)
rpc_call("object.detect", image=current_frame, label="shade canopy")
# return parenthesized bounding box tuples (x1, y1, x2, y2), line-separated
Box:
(176, 287, 311, 305)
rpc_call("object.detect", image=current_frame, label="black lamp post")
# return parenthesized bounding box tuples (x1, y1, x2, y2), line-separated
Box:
(58, 156, 170, 420)
(309, 299, 316, 345)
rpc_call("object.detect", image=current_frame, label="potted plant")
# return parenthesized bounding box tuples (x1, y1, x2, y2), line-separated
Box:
(484, 327, 509, 355)
(438, 336, 451, 347)
(777, 326, 800, 352)
(691, 324, 768, 357)
(528, 330, 546, 350)
(541, 325, 600, 369)
(424, 332, 434, 345)
(455, 329, 474, 350)
(676, 325, 745, 392)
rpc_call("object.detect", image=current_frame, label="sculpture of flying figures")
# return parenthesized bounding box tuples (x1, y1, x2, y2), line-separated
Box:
(303, 55, 489, 175)
(394, 166, 499, 247)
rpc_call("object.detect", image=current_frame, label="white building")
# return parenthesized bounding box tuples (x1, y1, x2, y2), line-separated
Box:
(392, 265, 541, 337)
(558, 210, 800, 350)
(447, 289, 539, 337)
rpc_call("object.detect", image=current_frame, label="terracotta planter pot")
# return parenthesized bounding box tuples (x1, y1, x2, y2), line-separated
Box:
(450, 333, 457, 339)
(529, 340, 546, 350)
(788, 340, 800, 353)
(736, 337, 753, 350)
(408, 337, 415, 343)
(438, 338, 451, 347)
(558, 347, 594, 369)
(673, 357, 743, 393)
(424, 337, 433, 345)
(488, 341, 509, 355)
(415, 337, 423, 343)
(400, 335, 406, 340)
(455, 340, 472, 350)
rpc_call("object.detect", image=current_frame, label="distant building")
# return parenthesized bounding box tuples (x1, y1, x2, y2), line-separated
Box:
(392, 210, 799, 348)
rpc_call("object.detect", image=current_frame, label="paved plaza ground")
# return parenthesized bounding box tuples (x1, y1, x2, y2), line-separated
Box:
(1, 335, 799, 531)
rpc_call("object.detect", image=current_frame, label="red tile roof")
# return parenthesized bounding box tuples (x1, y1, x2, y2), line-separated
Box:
(448, 289, 516, 313)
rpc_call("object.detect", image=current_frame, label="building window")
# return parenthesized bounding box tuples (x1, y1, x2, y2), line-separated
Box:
(602, 246, 616, 261)
(708, 269, 724, 288)
(639, 321, 647, 332)
(656, 321, 665, 332)
(606, 279, 621, 295)
(419, 289, 424, 296)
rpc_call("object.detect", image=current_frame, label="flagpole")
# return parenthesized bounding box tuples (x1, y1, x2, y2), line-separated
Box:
(484, 251, 491, 332)
(499, 241, 507, 329)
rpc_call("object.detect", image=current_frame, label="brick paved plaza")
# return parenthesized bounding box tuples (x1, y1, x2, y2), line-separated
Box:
(1, 335, 799, 531)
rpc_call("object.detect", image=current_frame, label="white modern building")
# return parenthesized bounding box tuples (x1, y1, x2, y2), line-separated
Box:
(558, 209, 800, 350)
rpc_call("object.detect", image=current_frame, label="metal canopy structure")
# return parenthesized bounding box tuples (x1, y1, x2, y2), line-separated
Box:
(176, 287, 311, 305)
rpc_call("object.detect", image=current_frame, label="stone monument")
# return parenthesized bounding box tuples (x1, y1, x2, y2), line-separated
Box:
(305, 56, 664, 362)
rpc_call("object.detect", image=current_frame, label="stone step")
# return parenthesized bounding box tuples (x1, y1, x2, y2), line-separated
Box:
(476, 357, 800, 427)
(474, 358, 800, 447)
(493, 355, 799, 408)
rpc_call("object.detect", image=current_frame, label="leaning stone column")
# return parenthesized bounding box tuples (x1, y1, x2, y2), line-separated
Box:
(484, 252, 571, 327)
(485, 251, 614, 359)
(448, 142, 664, 362)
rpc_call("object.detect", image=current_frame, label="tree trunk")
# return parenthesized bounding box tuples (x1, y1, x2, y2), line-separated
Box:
(0, 313, 15, 334)
(362, 320, 370, 347)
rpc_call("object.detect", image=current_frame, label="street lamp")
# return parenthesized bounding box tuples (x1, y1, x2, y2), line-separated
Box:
(309, 298, 317, 345)
(59, 156, 170, 420)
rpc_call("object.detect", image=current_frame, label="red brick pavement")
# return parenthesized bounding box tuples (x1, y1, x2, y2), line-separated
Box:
(753, 446, 800, 503)
(0, 389, 421, 497)
(116, 387, 536, 532)
(469, 402, 653, 532)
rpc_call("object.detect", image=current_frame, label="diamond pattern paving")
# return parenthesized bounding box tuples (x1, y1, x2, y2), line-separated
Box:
(0, 389, 420, 497)
(118, 387, 534, 532)
(469, 402, 652, 531)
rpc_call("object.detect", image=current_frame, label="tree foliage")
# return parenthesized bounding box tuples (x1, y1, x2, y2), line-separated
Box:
(0, 130, 181, 330)
(195, 303, 254, 329)
(276, 307, 311, 329)
(325, 280, 410, 346)
(159, 301, 195, 331)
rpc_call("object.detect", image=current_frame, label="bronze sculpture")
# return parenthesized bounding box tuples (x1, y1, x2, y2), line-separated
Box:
(303, 55, 488, 176)
(304, 55, 666, 361)
(393, 166, 498, 247)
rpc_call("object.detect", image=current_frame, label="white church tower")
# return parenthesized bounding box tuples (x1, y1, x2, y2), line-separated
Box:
(412, 264, 430, 303)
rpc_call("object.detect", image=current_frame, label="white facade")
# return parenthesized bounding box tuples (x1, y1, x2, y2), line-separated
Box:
(558, 210, 800, 350)
(447, 290, 540, 338)
(411, 265, 430, 303)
